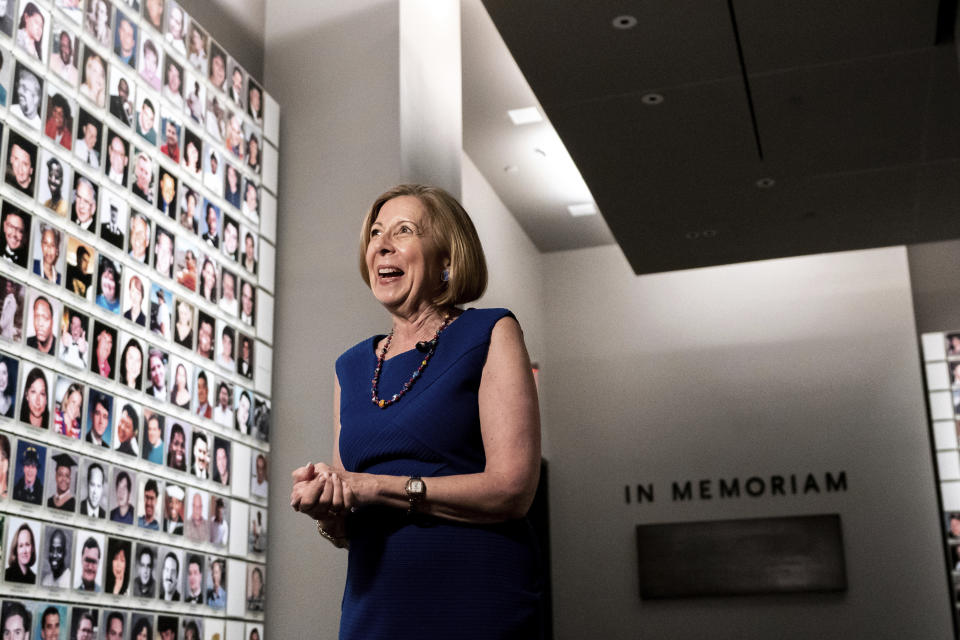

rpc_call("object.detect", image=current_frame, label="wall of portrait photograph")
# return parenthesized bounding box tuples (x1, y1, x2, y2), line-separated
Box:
(0, 0, 279, 637)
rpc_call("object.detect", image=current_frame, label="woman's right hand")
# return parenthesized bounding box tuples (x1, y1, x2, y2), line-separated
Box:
(290, 464, 351, 521)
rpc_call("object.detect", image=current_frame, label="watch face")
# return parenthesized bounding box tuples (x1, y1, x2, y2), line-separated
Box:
(410, 479, 424, 494)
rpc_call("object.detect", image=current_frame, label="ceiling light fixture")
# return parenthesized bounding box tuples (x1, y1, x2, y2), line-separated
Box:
(612, 15, 638, 29)
(641, 93, 664, 106)
(755, 177, 776, 189)
(507, 107, 543, 125)
(567, 203, 598, 217)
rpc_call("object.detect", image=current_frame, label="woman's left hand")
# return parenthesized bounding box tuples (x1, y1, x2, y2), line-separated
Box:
(290, 463, 356, 520)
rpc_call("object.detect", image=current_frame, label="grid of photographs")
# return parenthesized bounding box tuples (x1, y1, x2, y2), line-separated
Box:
(0, 0, 275, 636)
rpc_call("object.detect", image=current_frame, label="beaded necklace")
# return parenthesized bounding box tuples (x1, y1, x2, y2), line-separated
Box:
(371, 316, 451, 409)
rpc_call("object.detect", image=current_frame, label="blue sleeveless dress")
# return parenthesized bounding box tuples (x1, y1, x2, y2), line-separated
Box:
(335, 308, 543, 639)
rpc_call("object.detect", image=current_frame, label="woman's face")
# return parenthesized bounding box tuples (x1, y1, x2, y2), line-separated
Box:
(129, 282, 143, 312)
(112, 547, 126, 580)
(175, 364, 186, 389)
(365, 196, 444, 313)
(25, 12, 43, 41)
(0, 362, 8, 393)
(237, 395, 250, 425)
(216, 447, 227, 476)
(96, 0, 107, 22)
(27, 376, 46, 419)
(85, 57, 105, 91)
(245, 185, 257, 209)
(136, 627, 147, 640)
(16, 529, 32, 567)
(101, 270, 116, 301)
(202, 261, 215, 292)
(125, 346, 142, 384)
(177, 302, 191, 324)
(191, 28, 202, 53)
(65, 389, 82, 419)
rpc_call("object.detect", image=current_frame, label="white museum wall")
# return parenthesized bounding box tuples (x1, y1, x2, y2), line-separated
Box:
(539, 244, 952, 639)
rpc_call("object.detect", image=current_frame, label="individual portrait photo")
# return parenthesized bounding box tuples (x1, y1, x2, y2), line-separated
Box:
(227, 58, 244, 108)
(165, 420, 188, 472)
(202, 148, 223, 196)
(131, 149, 155, 202)
(132, 543, 157, 597)
(184, 487, 207, 542)
(18, 364, 50, 429)
(70, 171, 99, 233)
(74, 108, 102, 169)
(136, 476, 161, 531)
(58, 305, 90, 369)
(246, 564, 264, 612)
(72, 530, 105, 591)
(193, 367, 212, 418)
(99, 187, 128, 248)
(212, 380, 233, 429)
(25, 291, 60, 357)
(0, 51, 9, 106)
(250, 451, 266, 499)
(78, 458, 107, 516)
(149, 282, 172, 340)
(245, 624, 263, 640)
(32, 221, 64, 285)
(128, 210, 151, 263)
(113, 401, 140, 457)
(130, 614, 154, 639)
(9, 62, 42, 128)
(104, 128, 130, 188)
(141, 409, 164, 465)
(103, 609, 127, 637)
(146, 346, 168, 400)
(247, 78, 263, 125)
(184, 68, 206, 124)
(44, 90, 76, 150)
(224, 111, 244, 161)
(248, 506, 266, 554)
(108, 466, 136, 523)
(242, 178, 259, 220)
(0, 0, 14, 36)
(53, 376, 84, 439)
(949, 334, 960, 358)
(122, 269, 149, 326)
(163, 57, 184, 109)
(169, 356, 192, 410)
(45, 451, 78, 512)
(189, 428, 209, 480)
(174, 237, 200, 292)
(15, 4, 48, 63)
(162, 486, 184, 538)
(4, 131, 38, 197)
(117, 334, 146, 391)
(196, 310, 215, 360)
(235, 386, 252, 433)
(157, 166, 178, 217)
(108, 67, 135, 126)
(219, 268, 238, 316)
(138, 34, 162, 91)
(12, 440, 46, 505)
(239, 279, 256, 327)
(200, 199, 220, 248)
(204, 94, 225, 142)
(85, 386, 113, 446)
(64, 237, 95, 299)
(0, 354, 18, 419)
(41, 525, 73, 588)
(38, 149, 72, 216)
(164, 1, 186, 54)
(183, 553, 204, 604)
(4, 516, 39, 584)
(79, 48, 107, 108)
(198, 255, 219, 304)
(114, 8, 138, 67)
(69, 609, 99, 640)
(208, 41, 226, 91)
(84, 0, 112, 48)
(51, 21, 81, 85)
(90, 322, 117, 381)
(0, 435, 10, 498)
(206, 556, 226, 608)
(159, 113, 180, 163)
(221, 214, 239, 262)
(179, 184, 200, 234)
(181, 127, 202, 177)
(135, 94, 157, 145)
(0, 276, 25, 341)
(246, 129, 261, 174)
(186, 20, 207, 73)
(216, 323, 235, 370)
(143, 0, 163, 31)
(34, 602, 68, 640)
(56, 0, 85, 24)
(208, 495, 228, 546)
(95, 255, 122, 313)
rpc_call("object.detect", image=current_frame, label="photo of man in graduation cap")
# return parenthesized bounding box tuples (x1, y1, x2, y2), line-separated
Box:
(47, 452, 77, 511)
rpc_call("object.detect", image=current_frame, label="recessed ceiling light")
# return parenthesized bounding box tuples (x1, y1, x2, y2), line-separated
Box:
(612, 15, 637, 29)
(507, 107, 543, 126)
(641, 93, 664, 106)
(567, 202, 598, 217)
(755, 177, 776, 189)
(503, 165, 519, 174)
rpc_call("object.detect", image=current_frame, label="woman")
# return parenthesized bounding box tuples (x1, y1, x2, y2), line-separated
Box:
(120, 339, 143, 390)
(85, 0, 110, 46)
(0, 358, 15, 417)
(124, 275, 146, 326)
(206, 558, 225, 608)
(289, 185, 543, 639)
(199, 258, 217, 303)
(131, 616, 153, 640)
(188, 26, 207, 72)
(105, 538, 130, 593)
(80, 51, 106, 107)
(224, 165, 241, 208)
(1, 279, 21, 340)
(0, 435, 9, 498)
(16, 3, 44, 61)
(171, 363, 191, 409)
(33, 225, 62, 284)
(241, 182, 258, 220)
(19, 366, 49, 429)
(235, 391, 251, 434)
(183, 139, 201, 176)
(97, 261, 121, 313)
(5, 522, 37, 583)
(54, 381, 84, 438)
(174, 299, 193, 348)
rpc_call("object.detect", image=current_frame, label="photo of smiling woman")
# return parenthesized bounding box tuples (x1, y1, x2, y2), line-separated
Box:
(119, 334, 144, 391)
(4, 517, 38, 584)
(105, 537, 131, 594)
(19, 365, 50, 429)
(54, 376, 84, 439)
(0, 354, 19, 418)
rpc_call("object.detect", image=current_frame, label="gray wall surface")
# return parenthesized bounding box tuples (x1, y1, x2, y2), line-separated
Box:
(178, 0, 266, 79)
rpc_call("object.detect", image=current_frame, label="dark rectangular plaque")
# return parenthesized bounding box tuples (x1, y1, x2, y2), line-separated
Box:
(636, 513, 847, 598)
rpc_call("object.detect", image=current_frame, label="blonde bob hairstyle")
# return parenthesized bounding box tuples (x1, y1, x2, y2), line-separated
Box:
(359, 184, 488, 308)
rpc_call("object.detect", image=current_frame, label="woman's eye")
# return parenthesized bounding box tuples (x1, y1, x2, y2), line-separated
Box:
(370, 229, 381, 237)
(399, 225, 412, 234)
